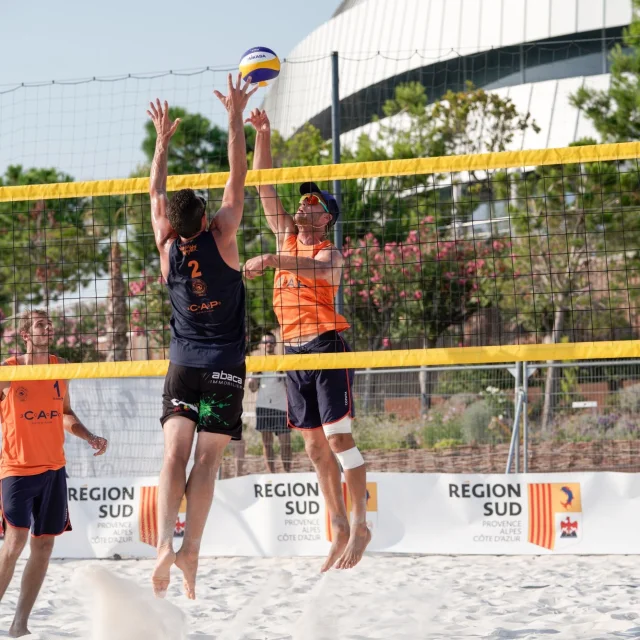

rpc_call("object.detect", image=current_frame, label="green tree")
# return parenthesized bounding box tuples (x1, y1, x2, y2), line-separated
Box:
(104, 236, 128, 361)
(0, 166, 103, 318)
(502, 156, 640, 430)
(343, 215, 510, 414)
(377, 81, 538, 159)
(141, 107, 237, 175)
(570, 0, 640, 142)
(340, 82, 540, 242)
(343, 218, 506, 352)
(76, 194, 131, 362)
(128, 275, 170, 359)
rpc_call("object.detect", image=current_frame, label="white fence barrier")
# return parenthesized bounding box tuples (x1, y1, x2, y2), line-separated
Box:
(3, 472, 638, 558)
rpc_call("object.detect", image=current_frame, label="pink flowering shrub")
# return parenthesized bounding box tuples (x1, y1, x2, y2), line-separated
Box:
(342, 216, 510, 350)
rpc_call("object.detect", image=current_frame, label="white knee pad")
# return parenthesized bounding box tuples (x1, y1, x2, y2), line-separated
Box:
(322, 416, 352, 437)
(335, 446, 365, 470)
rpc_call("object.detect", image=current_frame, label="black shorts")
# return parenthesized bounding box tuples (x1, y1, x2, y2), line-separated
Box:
(285, 331, 355, 430)
(256, 407, 289, 435)
(161, 362, 245, 440)
(1, 468, 72, 536)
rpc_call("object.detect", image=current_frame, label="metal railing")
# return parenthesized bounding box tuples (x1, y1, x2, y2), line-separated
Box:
(60, 359, 640, 477)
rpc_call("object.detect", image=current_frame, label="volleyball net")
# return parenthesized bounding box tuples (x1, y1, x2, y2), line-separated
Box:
(0, 141, 639, 381)
(1, 142, 639, 475)
(2, 39, 639, 477)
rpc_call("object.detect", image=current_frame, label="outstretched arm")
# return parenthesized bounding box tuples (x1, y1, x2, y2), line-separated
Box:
(210, 73, 258, 238)
(62, 385, 108, 456)
(147, 100, 180, 280)
(244, 246, 343, 286)
(246, 109, 295, 250)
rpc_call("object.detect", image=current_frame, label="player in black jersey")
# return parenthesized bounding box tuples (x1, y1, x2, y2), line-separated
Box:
(147, 73, 257, 600)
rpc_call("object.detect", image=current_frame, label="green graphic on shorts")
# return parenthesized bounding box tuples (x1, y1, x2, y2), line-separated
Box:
(199, 393, 233, 426)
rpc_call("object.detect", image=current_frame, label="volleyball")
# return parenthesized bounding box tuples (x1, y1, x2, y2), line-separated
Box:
(239, 46, 281, 87)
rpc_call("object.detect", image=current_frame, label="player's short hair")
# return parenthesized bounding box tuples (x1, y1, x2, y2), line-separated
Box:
(17, 309, 49, 336)
(167, 189, 206, 238)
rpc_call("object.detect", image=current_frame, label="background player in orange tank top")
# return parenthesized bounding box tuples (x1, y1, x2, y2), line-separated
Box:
(0, 310, 107, 638)
(244, 109, 371, 572)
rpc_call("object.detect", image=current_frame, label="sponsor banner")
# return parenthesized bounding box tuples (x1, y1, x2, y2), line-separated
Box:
(3, 472, 640, 557)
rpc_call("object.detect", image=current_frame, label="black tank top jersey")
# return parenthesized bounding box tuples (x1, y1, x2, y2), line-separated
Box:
(167, 231, 245, 368)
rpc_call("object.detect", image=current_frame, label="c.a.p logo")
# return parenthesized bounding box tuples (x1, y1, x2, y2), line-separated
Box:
(191, 279, 207, 297)
(528, 482, 582, 551)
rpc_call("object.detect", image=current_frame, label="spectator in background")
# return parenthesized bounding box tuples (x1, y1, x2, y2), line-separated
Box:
(229, 435, 245, 477)
(248, 332, 291, 473)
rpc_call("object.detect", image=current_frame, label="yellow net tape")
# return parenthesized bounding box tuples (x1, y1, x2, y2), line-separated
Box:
(0, 141, 638, 202)
(0, 340, 638, 380)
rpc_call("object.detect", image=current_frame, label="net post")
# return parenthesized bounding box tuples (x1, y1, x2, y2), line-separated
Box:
(515, 362, 521, 474)
(506, 389, 524, 475)
(523, 361, 529, 473)
(601, 0, 607, 74)
(331, 50, 344, 316)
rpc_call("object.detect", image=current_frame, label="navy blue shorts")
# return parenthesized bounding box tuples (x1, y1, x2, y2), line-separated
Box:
(285, 331, 355, 430)
(161, 362, 245, 440)
(1, 468, 71, 536)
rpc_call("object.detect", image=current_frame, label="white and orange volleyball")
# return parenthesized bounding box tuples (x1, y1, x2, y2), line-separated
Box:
(239, 47, 281, 87)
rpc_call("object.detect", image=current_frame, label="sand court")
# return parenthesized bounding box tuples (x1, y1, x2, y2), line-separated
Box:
(1, 555, 640, 639)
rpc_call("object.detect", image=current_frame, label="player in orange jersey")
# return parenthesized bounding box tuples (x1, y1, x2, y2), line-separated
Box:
(0, 309, 107, 638)
(244, 109, 370, 572)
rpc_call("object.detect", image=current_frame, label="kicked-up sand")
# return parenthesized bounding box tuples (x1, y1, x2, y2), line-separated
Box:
(1, 555, 640, 639)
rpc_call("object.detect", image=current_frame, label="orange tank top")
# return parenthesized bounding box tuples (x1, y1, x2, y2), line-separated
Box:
(0, 356, 67, 479)
(273, 235, 350, 342)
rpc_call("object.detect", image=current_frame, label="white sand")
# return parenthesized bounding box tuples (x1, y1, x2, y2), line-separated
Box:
(1, 555, 640, 639)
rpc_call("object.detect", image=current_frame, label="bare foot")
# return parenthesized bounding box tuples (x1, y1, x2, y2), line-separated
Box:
(8, 624, 30, 637)
(321, 517, 350, 573)
(152, 546, 176, 598)
(175, 548, 198, 600)
(335, 522, 371, 570)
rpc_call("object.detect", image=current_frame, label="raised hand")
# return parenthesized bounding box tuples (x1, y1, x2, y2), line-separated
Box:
(147, 99, 180, 144)
(214, 73, 259, 118)
(243, 255, 274, 280)
(244, 108, 271, 133)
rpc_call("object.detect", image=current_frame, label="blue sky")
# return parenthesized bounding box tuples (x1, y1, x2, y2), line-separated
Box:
(0, 1, 337, 86)
(0, 0, 339, 179)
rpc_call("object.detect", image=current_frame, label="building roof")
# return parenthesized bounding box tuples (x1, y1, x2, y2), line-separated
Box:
(332, 0, 368, 18)
(264, 0, 632, 151)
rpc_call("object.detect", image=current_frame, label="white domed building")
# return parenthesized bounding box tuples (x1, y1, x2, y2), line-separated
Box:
(264, 0, 633, 151)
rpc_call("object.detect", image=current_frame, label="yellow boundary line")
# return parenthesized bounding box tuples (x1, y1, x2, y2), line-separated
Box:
(0, 142, 638, 203)
(0, 340, 638, 381)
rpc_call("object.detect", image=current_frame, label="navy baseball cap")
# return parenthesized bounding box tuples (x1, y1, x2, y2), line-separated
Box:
(299, 182, 340, 225)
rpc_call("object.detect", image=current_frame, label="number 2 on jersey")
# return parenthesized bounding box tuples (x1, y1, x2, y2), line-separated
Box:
(188, 260, 202, 278)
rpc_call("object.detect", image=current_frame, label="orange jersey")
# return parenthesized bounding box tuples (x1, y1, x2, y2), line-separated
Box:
(273, 235, 350, 342)
(0, 356, 67, 479)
